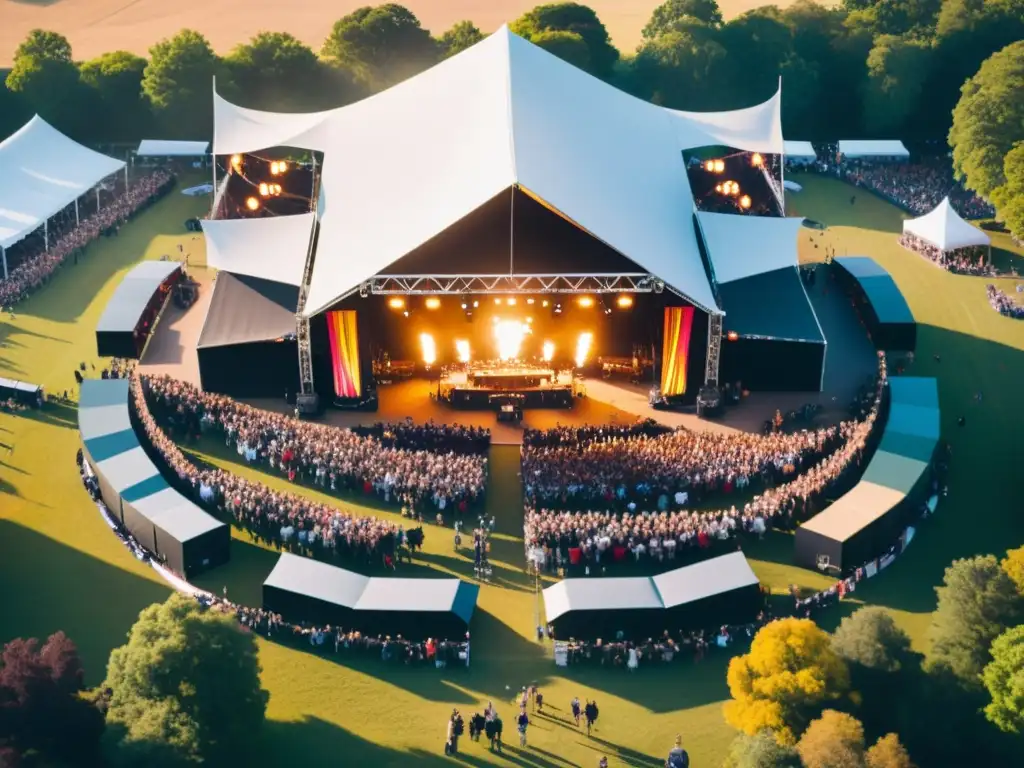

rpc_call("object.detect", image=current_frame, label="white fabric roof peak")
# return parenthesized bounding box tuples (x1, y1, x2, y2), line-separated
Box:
(696, 212, 805, 284)
(201, 213, 315, 286)
(902, 197, 990, 252)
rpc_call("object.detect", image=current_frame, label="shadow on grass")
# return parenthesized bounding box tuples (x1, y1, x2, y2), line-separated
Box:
(19, 400, 79, 430)
(0, 320, 72, 346)
(0, 520, 169, 685)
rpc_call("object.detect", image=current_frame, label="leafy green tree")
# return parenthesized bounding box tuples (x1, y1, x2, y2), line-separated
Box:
(0, 84, 32, 140)
(321, 4, 438, 90)
(142, 30, 230, 138)
(631, 26, 728, 109)
(981, 624, 1024, 734)
(725, 618, 851, 744)
(833, 607, 913, 673)
(725, 729, 802, 767)
(0, 632, 104, 766)
(14, 29, 72, 63)
(925, 555, 1024, 684)
(80, 51, 151, 141)
(992, 145, 1024, 239)
(718, 7, 795, 107)
(102, 594, 269, 766)
(437, 20, 485, 59)
(863, 34, 932, 135)
(796, 709, 866, 768)
(866, 733, 916, 768)
(226, 32, 335, 111)
(510, 3, 619, 78)
(5, 55, 89, 138)
(530, 29, 593, 70)
(1001, 545, 1024, 596)
(642, 0, 724, 39)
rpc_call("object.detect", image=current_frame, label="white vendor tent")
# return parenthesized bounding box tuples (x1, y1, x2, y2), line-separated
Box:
(201, 213, 315, 286)
(838, 140, 909, 160)
(137, 140, 209, 157)
(0, 115, 125, 258)
(695, 212, 805, 284)
(902, 197, 991, 253)
(212, 26, 788, 318)
(784, 141, 816, 164)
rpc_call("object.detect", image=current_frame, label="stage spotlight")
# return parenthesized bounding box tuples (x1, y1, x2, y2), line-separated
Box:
(388, 297, 405, 310)
(526, 298, 535, 305)
(617, 295, 634, 309)
(494, 297, 502, 305)
(507, 297, 517, 306)
(727, 331, 740, 341)
(461, 302, 467, 309)
(578, 296, 594, 309)
(472, 300, 479, 308)
(425, 297, 441, 310)
(270, 161, 279, 175)
(259, 182, 270, 196)
(575, 332, 594, 368)
(714, 159, 725, 173)
(494, 320, 526, 360)
(230, 154, 242, 170)
(739, 195, 752, 210)
(279, 160, 288, 173)
(751, 153, 764, 167)
(542, 340, 555, 362)
(704, 160, 715, 172)
(715, 184, 723, 194)
(403, 310, 410, 318)
(542, 300, 549, 308)
(245, 197, 260, 211)
(455, 339, 471, 363)
(553, 301, 563, 315)
(526, 316, 534, 324)
(420, 333, 437, 365)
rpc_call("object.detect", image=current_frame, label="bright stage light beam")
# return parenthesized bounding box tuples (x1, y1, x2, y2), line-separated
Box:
(575, 332, 593, 368)
(245, 197, 260, 211)
(616, 295, 633, 309)
(578, 296, 594, 308)
(420, 333, 437, 365)
(494, 320, 527, 361)
(425, 297, 441, 310)
(455, 339, 471, 363)
(542, 340, 555, 362)
(388, 297, 405, 310)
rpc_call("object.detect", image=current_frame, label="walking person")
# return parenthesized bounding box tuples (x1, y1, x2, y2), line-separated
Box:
(584, 700, 599, 736)
(445, 713, 455, 756)
(517, 709, 529, 747)
(571, 696, 581, 726)
(536, 689, 544, 713)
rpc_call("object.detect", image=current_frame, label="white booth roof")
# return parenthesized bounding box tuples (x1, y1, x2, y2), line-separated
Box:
(213, 27, 788, 317)
(695, 212, 805, 284)
(903, 197, 990, 252)
(137, 140, 209, 156)
(838, 140, 909, 159)
(0, 116, 125, 249)
(201, 213, 314, 286)
(784, 140, 816, 160)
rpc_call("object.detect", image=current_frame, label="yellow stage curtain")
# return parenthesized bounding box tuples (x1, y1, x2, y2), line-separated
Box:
(326, 310, 362, 398)
(661, 306, 694, 397)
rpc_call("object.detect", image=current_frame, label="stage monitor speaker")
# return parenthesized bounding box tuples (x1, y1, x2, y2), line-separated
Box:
(296, 393, 320, 415)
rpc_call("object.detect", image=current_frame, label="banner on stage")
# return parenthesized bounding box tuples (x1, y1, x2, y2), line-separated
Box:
(326, 310, 362, 398)
(660, 306, 694, 397)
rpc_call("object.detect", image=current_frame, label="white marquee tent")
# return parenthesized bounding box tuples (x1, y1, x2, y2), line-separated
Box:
(0, 116, 125, 272)
(695, 212, 806, 284)
(201, 213, 315, 286)
(783, 140, 817, 165)
(902, 197, 991, 253)
(212, 26, 787, 318)
(838, 140, 909, 160)
(136, 140, 209, 157)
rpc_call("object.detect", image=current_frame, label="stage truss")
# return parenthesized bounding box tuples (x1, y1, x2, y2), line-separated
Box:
(360, 273, 665, 295)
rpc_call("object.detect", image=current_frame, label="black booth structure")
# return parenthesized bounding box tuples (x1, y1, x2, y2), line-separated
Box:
(196, 272, 301, 399)
(542, 551, 761, 639)
(717, 267, 826, 392)
(833, 257, 916, 352)
(96, 260, 182, 359)
(795, 377, 939, 574)
(262, 553, 480, 638)
(78, 379, 229, 579)
(0, 377, 43, 407)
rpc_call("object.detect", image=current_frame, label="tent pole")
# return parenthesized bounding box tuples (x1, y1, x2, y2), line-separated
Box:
(509, 186, 515, 275)
(44, 219, 49, 252)
(780, 154, 786, 214)
(311, 154, 317, 209)
(75, 198, 80, 226)
(1, 246, 7, 281)
(96, 186, 100, 210)
(211, 155, 217, 217)
(125, 156, 130, 191)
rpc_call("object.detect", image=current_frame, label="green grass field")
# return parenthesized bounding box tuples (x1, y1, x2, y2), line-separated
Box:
(1, 174, 1023, 766)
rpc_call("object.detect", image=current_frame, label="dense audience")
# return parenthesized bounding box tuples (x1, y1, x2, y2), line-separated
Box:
(0, 172, 175, 308)
(843, 159, 994, 218)
(986, 284, 1024, 319)
(351, 421, 490, 455)
(524, 357, 887, 573)
(140, 374, 487, 513)
(898, 233, 997, 276)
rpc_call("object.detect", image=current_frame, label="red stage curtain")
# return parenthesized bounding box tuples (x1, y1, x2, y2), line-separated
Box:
(660, 307, 694, 397)
(326, 310, 362, 398)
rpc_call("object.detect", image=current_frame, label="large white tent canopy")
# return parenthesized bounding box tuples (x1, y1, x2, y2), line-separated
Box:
(784, 140, 816, 163)
(695, 212, 805, 284)
(201, 213, 314, 286)
(903, 197, 991, 252)
(213, 27, 788, 317)
(838, 140, 909, 159)
(0, 115, 125, 249)
(137, 140, 209, 157)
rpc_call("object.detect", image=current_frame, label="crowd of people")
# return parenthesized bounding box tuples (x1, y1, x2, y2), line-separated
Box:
(842, 158, 994, 218)
(0, 171, 175, 309)
(986, 284, 1024, 319)
(131, 374, 426, 570)
(351, 421, 490, 455)
(524, 357, 887, 574)
(898, 233, 997, 276)
(140, 374, 488, 514)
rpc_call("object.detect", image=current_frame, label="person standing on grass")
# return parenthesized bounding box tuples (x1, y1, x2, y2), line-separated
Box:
(584, 700, 599, 736)
(571, 696, 581, 726)
(517, 709, 529, 747)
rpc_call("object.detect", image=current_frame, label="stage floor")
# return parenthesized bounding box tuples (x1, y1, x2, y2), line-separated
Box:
(141, 264, 878, 444)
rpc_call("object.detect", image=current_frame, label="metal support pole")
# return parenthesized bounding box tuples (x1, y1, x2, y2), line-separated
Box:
(125, 158, 129, 191)
(75, 198, 80, 227)
(212, 155, 218, 218)
(704, 313, 722, 386)
(310, 154, 317, 211)
(44, 219, 49, 252)
(1, 246, 7, 281)
(96, 187, 100, 210)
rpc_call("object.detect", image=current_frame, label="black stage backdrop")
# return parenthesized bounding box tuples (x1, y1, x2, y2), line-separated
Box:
(719, 337, 824, 392)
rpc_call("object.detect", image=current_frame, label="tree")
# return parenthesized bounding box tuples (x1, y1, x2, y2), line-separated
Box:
(724, 618, 851, 743)
(438, 21, 485, 59)
(321, 4, 438, 90)
(796, 709, 866, 768)
(718, 7, 795, 108)
(510, 3, 619, 79)
(926, 555, 1024, 684)
(5, 55, 90, 138)
(992, 144, 1024, 239)
(102, 594, 269, 766)
(866, 733, 915, 768)
(226, 32, 331, 111)
(863, 34, 933, 135)
(80, 51, 151, 141)
(142, 30, 229, 138)
(642, 0, 724, 39)
(981, 624, 1024, 734)
(0, 632, 104, 766)
(530, 29, 593, 70)
(631, 26, 728, 109)
(833, 607, 912, 672)
(725, 730, 802, 767)
(1001, 545, 1024, 596)
(14, 29, 72, 63)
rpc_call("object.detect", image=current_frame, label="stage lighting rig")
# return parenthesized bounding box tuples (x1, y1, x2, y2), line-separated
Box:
(425, 297, 441, 310)
(388, 297, 405, 310)
(616, 295, 634, 309)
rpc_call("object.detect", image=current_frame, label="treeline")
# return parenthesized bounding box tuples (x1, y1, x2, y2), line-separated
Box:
(1, 0, 1022, 147)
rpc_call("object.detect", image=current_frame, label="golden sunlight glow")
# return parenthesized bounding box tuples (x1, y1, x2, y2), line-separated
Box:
(420, 333, 437, 365)
(575, 332, 593, 368)
(494, 320, 527, 361)
(616, 295, 634, 309)
(425, 297, 441, 310)
(245, 197, 259, 211)
(542, 340, 555, 362)
(455, 339, 471, 363)
(388, 297, 405, 310)
(578, 296, 595, 309)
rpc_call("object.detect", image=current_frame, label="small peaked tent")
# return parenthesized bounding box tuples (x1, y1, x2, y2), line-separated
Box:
(137, 140, 209, 157)
(902, 197, 991, 253)
(838, 140, 909, 160)
(0, 115, 125, 249)
(783, 141, 816, 164)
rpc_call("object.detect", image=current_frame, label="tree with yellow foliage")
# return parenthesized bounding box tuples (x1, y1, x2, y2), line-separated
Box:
(724, 618, 850, 743)
(1002, 545, 1024, 596)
